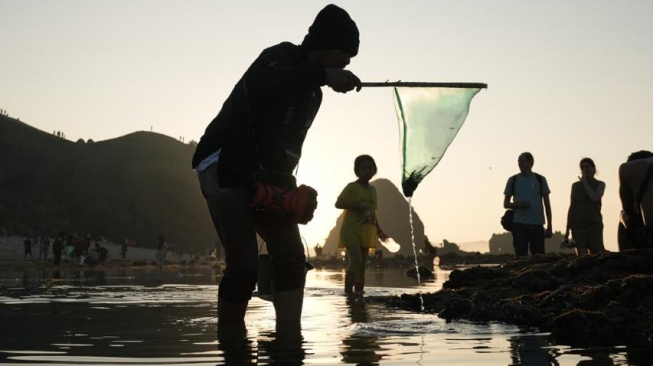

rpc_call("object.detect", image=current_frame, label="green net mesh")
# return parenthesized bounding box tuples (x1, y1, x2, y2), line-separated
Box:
(394, 86, 483, 197)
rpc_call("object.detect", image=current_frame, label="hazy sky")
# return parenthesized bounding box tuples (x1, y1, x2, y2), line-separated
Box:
(2, 1, 652, 252)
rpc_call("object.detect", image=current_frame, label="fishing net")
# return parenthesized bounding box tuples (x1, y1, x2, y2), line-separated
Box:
(392, 85, 484, 197)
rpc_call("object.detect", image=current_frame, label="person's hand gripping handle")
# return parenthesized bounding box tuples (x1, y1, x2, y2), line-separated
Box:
(325, 68, 362, 93)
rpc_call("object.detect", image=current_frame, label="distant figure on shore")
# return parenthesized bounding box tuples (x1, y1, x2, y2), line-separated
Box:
(52, 233, 64, 265)
(84, 246, 100, 266)
(82, 234, 92, 257)
(564, 158, 606, 255)
(120, 241, 128, 260)
(95, 243, 109, 263)
(619, 150, 653, 249)
(156, 235, 168, 278)
(503, 152, 553, 257)
(336, 155, 389, 296)
(65, 234, 74, 259)
(38, 235, 50, 261)
(314, 244, 323, 257)
(23, 237, 34, 259)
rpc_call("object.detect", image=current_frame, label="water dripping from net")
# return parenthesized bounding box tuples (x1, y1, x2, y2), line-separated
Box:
(407, 197, 425, 312)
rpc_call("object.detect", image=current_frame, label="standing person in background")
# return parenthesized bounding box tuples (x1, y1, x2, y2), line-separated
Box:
(38, 235, 50, 261)
(618, 150, 653, 250)
(23, 237, 34, 259)
(619, 151, 653, 249)
(503, 152, 553, 257)
(95, 243, 109, 263)
(65, 234, 74, 260)
(52, 232, 64, 265)
(155, 235, 168, 278)
(336, 155, 388, 296)
(192, 4, 361, 335)
(120, 240, 128, 260)
(564, 158, 606, 255)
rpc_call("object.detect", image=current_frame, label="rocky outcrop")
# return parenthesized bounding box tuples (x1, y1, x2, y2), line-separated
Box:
(370, 250, 653, 347)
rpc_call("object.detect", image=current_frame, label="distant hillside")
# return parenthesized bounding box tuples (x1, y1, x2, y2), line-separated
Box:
(0, 115, 215, 252)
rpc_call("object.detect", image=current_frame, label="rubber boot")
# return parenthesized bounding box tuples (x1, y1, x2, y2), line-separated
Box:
(273, 288, 304, 337)
(344, 271, 354, 295)
(216, 298, 251, 363)
(217, 297, 248, 331)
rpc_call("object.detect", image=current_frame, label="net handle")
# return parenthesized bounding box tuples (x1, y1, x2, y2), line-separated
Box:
(361, 81, 487, 89)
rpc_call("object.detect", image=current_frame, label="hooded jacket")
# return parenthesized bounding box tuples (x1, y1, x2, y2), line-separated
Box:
(192, 42, 326, 187)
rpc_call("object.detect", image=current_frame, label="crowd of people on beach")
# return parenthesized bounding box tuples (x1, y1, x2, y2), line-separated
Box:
(20, 232, 111, 266)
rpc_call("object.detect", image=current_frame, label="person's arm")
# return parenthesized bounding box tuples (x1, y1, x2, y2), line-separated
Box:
(335, 197, 365, 213)
(244, 45, 325, 93)
(244, 44, 355, 95)
(325, 68, 361, 93)
(619, 162, 638, 220)
(564, 184, 576, 240)
(375, 217, 388, 241)
(335, 184, 365, 214)
(580, 178, 605, 203)
(370, 186, 388, 241)
(375, 221, 389, 242)
(543, 193, 553, 238)
(504, 194, 530, 209)
(503, 177, 529, 209)
(503, 194, 511, 209)
(246, 44, 361, 95)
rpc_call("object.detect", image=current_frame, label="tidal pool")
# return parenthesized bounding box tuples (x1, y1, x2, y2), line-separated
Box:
(0, 265, 647, 365)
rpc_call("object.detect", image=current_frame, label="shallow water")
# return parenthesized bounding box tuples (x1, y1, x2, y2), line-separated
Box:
(0, 264, 650, 365)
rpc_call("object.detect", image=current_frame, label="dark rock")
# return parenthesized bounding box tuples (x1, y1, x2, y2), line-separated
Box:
(378, 250, 653, 347)
(444, 265, 510, 289)
(551, 310, 618, 347)
(439, 295, 472, 320)
(406, 265, 432, 279)
(512, 269, 559, 292)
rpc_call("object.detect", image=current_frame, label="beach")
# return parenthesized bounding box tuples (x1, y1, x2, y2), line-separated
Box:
(0, 235, 203, 266)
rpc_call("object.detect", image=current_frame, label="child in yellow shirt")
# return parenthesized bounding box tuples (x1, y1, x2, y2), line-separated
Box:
(336, 155, 388, 296)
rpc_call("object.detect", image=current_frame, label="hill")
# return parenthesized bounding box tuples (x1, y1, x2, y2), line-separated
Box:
(0, 115, 215, 252)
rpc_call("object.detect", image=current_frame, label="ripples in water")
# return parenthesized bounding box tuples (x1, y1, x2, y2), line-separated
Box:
(0, 266, 649, 365)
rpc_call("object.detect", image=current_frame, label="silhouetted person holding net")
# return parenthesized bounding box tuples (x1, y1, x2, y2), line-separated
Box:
(192, 4, 362, 336)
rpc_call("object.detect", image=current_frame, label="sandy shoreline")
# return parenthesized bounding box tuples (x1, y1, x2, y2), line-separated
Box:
(0, 235, 213, 265)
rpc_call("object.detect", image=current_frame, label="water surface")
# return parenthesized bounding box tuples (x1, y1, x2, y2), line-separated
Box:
(0, 264, 649, 365)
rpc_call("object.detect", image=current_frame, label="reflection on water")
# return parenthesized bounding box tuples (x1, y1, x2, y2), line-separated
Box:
(0, 265, 649, 365)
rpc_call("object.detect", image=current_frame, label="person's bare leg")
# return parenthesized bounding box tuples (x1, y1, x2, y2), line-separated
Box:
(575, 247, 588, 256)
(344, 271, 354, 295)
